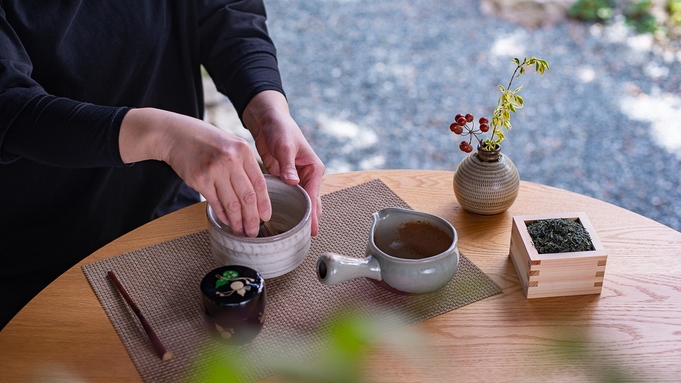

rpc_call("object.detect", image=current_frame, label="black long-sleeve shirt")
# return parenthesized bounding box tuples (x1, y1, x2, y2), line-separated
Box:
(0, 0, 284, 276)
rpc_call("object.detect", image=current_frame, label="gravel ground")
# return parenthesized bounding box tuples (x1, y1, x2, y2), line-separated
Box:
(212, 0, 681, 231)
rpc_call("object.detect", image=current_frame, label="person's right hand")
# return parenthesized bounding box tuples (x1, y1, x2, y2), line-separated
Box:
(118, 107, 270, 237)
(241, 90, 325, 236)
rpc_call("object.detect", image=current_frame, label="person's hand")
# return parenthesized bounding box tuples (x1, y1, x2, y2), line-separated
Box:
(118, 108, 271, 237)
(242, 91, 325, 236)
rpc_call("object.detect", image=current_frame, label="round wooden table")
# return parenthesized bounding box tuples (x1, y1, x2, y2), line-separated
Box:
(1, 170, 680, 382)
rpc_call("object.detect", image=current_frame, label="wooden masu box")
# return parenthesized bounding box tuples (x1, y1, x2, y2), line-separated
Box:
(509, 212, 607, 299)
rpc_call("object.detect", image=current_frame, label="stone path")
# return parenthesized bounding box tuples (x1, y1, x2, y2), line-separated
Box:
(206, 0, 681, 231)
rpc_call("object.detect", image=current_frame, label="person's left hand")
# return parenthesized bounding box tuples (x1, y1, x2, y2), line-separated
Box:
(242, 91, 325, 236)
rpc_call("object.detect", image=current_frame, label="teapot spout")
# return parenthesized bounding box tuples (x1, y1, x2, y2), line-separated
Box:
(316, 253, 381, 285)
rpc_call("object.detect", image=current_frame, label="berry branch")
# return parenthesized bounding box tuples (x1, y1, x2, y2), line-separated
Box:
(449, 57, 550, 153)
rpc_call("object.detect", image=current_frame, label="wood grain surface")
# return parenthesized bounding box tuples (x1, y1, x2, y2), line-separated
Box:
(1, 170, 680, 382)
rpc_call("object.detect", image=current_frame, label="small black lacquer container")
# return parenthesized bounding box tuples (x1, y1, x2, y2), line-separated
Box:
(200, 265, 266, 344)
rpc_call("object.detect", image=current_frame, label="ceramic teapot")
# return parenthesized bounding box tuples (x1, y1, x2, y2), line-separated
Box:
(316, 207, 459, 293)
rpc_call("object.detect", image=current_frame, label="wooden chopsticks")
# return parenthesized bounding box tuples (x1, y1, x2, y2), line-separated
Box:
(107, 271, 172, 361)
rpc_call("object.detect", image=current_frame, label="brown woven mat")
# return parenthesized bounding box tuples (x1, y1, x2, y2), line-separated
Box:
(82, 179, 502, 382)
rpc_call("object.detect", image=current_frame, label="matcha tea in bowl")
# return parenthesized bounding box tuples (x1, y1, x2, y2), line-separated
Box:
(316, 207, 459, 294)
(206, 174, 312, 279)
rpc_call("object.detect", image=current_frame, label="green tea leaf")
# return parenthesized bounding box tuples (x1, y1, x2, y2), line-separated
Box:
(528, 219, 595, 254)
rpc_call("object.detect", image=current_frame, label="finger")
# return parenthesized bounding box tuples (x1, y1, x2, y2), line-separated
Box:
(310, 193, 322, 237)
(259, 154, 280, 179)
(213, 180, 245, 236)
(299, 169, 323, 237)
(280, 163, 300, 184)
(227, 171, 262, 238)
(272, 143, 299, 185)
(245, 165, 271, 222)
(203, 188, 233, 229)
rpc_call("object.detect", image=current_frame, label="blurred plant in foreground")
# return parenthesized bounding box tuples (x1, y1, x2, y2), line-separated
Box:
(189, 308, 426, 383)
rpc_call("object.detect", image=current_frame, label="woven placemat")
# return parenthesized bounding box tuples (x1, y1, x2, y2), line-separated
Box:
(82, 179, 502, 382)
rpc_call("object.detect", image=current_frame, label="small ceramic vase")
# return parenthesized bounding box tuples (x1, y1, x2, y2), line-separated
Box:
(453, 147, 519, 215)
(200, 265, 266, 344)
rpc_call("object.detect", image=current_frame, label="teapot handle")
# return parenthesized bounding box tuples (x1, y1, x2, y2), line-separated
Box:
(316, 252, 381, 285)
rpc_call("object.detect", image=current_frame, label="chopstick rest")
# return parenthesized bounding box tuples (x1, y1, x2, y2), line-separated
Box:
(107, 271, 173, 361)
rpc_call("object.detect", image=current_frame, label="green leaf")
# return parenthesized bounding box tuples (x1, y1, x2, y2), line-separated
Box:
(215, 270, 239, 288)
(215, 278, 227, 288)
(515, 95, 524, 107)
(513, 85, 523, 93)
(222, 270, 239, 279)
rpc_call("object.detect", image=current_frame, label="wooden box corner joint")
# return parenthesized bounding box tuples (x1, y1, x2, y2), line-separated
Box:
(508, 212, 607, 299)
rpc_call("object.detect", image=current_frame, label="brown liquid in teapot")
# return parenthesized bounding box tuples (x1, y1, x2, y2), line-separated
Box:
(374, 220, 453, 259)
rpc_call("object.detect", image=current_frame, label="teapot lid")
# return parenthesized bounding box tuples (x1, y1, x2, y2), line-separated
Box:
(200, 265, 264, 306)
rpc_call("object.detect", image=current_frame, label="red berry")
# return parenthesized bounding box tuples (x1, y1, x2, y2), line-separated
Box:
(454, 114, 464, 122)
(465, 113, 474, 122)
(456, 117, 467, 126)
(479, 117, 489, 124)
(450, 123, 464, 134)
(479, 123, 489, 132)
(459, 141, 473, 153)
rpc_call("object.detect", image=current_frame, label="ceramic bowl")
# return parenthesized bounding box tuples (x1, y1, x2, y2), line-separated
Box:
(200, 265, 266, 344)
(206, 174, 312, 278)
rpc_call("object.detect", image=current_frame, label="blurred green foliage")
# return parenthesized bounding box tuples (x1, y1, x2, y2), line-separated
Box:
(188, 308, 425, 383)
(671, 0, 681, 21)
(273, 312, 376, 383)
(569, 0, 681, 39)
(569, 0, 616, 21)
(670, 0, 681, 33)
(624, 0, 658, 33)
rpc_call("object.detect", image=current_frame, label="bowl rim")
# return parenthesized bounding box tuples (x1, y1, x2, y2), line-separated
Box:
(206, 174, 312, 243)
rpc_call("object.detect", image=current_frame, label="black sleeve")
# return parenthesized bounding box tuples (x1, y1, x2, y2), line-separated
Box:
(0, 5, 127, 168)
(198, 0, 285, 119)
